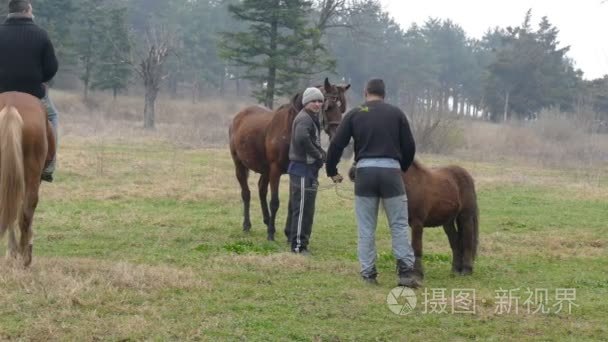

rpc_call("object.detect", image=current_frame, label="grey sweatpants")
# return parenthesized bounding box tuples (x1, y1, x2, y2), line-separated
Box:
(354, 167, 415, 278)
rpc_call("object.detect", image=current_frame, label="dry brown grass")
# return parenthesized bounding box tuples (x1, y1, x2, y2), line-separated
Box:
(52, 89, 250, 148)
(0, 257, 206, 292)
(475, 230, 607, 260)
(458, 117, 608, 169)
(51, 89, 608, 173)
(0, 257, 207, 340)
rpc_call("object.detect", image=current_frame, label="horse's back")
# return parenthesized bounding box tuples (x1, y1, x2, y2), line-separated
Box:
(0, 92, 48, 156)
(439, 165, 477, 207)
(405, 160, 476, 227)
(229, 105, 274, 173)
(0, 92, 46, 123)
(230, 105, 273, 133)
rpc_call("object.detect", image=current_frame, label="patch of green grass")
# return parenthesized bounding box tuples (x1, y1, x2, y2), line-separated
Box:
(222, 240, 279, 255)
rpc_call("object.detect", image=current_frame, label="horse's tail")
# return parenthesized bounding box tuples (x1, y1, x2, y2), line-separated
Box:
(452, 165, 479, 260)
(471, 194, 479, 259)
(0, 106, 25, 240)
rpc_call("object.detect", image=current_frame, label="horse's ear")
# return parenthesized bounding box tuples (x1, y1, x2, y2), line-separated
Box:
(291, 92, 304, 112)
(343, 84, 351, 91)
(324, 77, 332, 93)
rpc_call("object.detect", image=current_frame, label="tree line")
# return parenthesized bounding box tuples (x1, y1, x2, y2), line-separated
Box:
(1, 0, 606, 128)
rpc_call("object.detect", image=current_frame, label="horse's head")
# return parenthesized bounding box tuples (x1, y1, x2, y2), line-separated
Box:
(290, 78, 350, 139)
(320, 77, 350, 139)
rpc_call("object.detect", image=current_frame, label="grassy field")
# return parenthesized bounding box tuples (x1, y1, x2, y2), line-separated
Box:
(0, 136, 607, 341)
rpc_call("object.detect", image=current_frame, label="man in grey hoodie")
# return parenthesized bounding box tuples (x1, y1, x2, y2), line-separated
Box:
(286, 87, 326, 255)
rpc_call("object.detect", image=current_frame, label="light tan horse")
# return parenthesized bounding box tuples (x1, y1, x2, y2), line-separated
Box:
(0, 92, 54, 267)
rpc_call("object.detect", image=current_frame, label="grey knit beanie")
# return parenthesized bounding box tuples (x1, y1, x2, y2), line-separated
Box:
(302, 87, 324, 106)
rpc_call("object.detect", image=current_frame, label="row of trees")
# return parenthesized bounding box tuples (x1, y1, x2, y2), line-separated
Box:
(1, 0, 606, 127)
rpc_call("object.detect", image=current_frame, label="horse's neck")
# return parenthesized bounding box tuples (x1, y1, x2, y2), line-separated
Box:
(286, 106, 298, 129)
(270, 105, 297, 133)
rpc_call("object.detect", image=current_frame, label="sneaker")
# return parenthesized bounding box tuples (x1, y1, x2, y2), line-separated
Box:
(362, 276, 378, 285)
(397, 272, 421, 288)
(292, 248, 312, 256)
(41, 172, 53, 183)
(396, 260, 421, 288)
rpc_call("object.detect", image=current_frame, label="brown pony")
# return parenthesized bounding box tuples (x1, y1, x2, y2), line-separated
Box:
(350, 159, 479, 278)
(0, 92, 54, 267)
(230, 78, 350, 241)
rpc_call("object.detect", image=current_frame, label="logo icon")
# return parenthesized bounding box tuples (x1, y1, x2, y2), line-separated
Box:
(387, 287, 417, 315)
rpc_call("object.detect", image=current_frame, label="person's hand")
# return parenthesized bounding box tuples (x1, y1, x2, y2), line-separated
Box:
(320, 149, 327, 162)
(330, 174, 344, 183)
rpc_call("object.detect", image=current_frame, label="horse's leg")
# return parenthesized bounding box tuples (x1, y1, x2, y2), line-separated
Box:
(457, 211, 476, 275)
(267, 164, 282, 241)
(6, 225, 18, 259)
(443, 220, 463, 274)
(19, 179, 40, 267)
(258, 173, 270, 227)
(233, 158, 252, 232)
(411, 222, 425, 279)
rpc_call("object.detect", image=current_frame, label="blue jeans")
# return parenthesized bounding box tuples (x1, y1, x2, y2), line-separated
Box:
(41, 94, 58, 174)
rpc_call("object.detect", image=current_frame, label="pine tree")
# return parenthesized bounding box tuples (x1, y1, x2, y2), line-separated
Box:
(91, 6, 132, 99)
(219, 0, 321, 108)
(75, 0, 107, 100)
(34, 0, 78, 70)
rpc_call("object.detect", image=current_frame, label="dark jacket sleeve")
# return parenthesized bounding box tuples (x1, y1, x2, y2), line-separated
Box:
(310, 123, 326, 162)
(325, 110, 354, 176)
(398, 110, 416, 172)
(293, 116, 324, 162)
(41, 32, 59, 83)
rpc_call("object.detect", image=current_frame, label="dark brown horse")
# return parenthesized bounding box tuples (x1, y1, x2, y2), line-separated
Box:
(0, 92, 54, 267)
(230, 78, 350, 241)
(350, 159, 479, 278)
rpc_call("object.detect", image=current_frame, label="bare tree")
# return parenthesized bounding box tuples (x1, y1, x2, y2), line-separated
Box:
(314, 0, 370, 31)
(130, 26, 174, 129)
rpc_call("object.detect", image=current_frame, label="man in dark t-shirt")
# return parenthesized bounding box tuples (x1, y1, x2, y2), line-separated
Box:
(326, 78, 420, 288)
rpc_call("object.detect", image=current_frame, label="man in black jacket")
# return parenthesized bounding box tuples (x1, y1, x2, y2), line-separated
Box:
(286, 87, 326, 255)
(0, 0, 59, 182)
(326, 79, 419, 287)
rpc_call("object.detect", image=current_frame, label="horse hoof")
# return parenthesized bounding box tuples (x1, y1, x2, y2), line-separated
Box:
(267, 235, 275, 241)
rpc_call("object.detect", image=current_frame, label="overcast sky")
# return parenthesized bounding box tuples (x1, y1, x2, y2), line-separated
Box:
(380, 0, 608, 80)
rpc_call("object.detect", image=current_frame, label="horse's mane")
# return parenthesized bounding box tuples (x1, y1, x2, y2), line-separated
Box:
(410, 159, 430, 173)
(291, 91, 305, 113)
(412, 159, 424, 169)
